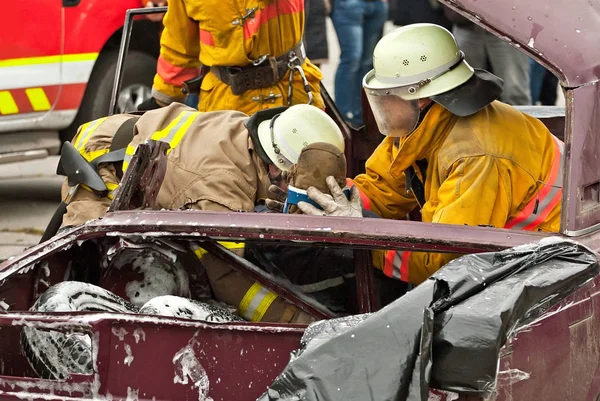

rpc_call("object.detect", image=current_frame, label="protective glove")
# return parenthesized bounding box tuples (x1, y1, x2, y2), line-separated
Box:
(265, 184, 287, 213)
(298, 176, 363, 217)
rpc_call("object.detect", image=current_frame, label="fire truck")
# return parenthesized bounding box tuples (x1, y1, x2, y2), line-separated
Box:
(0, 0, 160, 164)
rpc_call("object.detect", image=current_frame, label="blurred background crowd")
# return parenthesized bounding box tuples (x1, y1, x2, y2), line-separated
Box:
(308, 0, 559, 127)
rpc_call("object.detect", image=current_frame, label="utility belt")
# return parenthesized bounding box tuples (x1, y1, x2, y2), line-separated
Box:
(211, 41, 307, 96)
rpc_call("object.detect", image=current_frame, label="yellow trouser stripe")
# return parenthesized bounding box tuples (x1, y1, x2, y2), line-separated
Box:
(25, 88, 51, 111)
(0, 91, 18, 115)
(238, 282, 278, 322)
(192, 242, 245, 259)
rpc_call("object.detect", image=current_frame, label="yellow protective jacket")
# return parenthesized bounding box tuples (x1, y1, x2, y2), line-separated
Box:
(353, 101, 563, 285)
(152, 0, 324, 115)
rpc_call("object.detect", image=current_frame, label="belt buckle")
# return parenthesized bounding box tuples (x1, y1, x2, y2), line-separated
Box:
(252, 91, 282, 103)
(252, 55, 269, 66)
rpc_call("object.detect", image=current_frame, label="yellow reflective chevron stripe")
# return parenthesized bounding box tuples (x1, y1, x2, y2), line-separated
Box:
(25, 88, 51, 111)
(191, 241, 245, 259)
(0, 87, 68, 115)
(122, 110, 200, 173)
(73, 117, 108, 152)
(238, 282, 278, 322)
(0, 91, 18, 115)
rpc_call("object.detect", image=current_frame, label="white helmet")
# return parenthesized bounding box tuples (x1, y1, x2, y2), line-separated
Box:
(363, 23, 503, 122)
(257, 104, 345, 171)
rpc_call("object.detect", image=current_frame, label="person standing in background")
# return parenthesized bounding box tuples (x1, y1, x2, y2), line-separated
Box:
(332, 0, 388, 128)
(388, 0, 452, 30)
(530, 60, 558, 105)
(140, 0, 324, 116)
(142, 0, 167, 22)
(305, 0, 331, 69)
(444, 8, 531, 105)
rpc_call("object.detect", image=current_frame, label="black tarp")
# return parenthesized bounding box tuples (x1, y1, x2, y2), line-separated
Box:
(257, 237, 599, 401)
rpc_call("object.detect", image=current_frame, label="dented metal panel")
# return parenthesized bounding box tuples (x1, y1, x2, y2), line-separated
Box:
(0, 312, 304, 401)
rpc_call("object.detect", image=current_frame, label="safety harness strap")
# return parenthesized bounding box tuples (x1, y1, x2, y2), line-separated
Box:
(111, 116, 140, 152)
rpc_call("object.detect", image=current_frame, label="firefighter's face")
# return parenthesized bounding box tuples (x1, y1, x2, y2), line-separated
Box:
(268, 164, 288, 191)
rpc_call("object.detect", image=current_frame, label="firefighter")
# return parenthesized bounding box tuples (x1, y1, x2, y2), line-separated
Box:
(296, 23, 563, 285)
(62, 103, 344, 324)
(141, 0, 324, 115)
(248, 142, 356, 313)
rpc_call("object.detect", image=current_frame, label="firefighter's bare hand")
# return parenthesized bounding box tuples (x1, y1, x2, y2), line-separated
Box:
(299, 176, 363, 217)
(144, 1, 167, 22)
(266, 184, 287, 213)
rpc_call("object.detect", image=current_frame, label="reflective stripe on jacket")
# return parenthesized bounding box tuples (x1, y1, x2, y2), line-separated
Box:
(153, 0, 324, 115)
(352, 101, 563, 285)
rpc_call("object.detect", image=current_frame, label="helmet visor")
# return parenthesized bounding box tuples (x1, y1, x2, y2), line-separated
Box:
(365, 89, 420, 137)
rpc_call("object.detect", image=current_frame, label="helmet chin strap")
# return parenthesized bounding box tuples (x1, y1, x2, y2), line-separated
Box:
(418, 98, 434, 110)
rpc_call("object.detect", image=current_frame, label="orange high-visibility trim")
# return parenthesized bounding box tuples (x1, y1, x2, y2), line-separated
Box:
(157, 56, 200, 86)
(383, 250, 411, 281)
(505, 136, 563, 231)
(199, 0, 303, 46)
(346, 178, 371, 210)
(243, 0, 304, 39)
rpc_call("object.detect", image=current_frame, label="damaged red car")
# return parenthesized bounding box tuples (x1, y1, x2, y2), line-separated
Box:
(1, 0, 600, 400)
